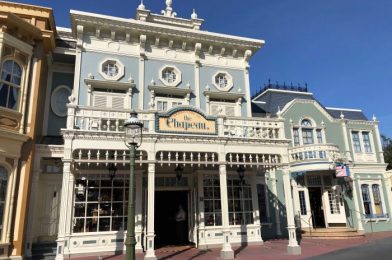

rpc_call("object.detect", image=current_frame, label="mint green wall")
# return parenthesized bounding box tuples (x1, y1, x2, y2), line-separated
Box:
(282, 102, 346, 152)
(345, 122, 382, 163)
(353, 173, 392, 232)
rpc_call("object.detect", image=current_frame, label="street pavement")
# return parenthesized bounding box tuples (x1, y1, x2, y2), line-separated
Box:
(308, 235, 392, 260)
(71, 231, 392, 260)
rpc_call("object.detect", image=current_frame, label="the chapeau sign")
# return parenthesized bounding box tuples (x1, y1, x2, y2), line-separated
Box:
(156, 107, 217, 135)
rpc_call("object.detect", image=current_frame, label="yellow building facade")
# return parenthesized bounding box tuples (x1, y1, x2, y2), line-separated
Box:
(0, 1, 56, 259)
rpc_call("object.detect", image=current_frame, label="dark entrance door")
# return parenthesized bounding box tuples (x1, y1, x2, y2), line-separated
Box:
(155, 191, 189, 248)
(308, 187, 326, 228)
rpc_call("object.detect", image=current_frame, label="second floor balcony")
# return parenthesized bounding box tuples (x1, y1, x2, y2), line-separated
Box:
(288, 143, 342, 164)
(65, 105, 286, 142)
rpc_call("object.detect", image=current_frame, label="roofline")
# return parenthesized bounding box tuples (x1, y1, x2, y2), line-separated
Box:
(252, 88, 313, 101)
(70, 10, 265, 49)
(325, 107, 363, 112)
(251, 100, 266, 104)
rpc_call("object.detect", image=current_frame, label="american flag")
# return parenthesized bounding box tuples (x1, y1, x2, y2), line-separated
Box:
(335, 164, 350, 177)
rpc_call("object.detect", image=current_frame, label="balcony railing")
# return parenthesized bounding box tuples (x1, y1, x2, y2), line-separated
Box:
(288, 144, 341, 163)
(66, 105, 285, 141)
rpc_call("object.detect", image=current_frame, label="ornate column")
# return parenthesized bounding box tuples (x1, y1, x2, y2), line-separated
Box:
(283, 168, 301, 255)
(373, 119, 385, 163)
(55, 160, 72, 260)
(135, 170, 143, 251)
(55, 134, 74, 260)
(194, 63, 201, 108)
(269, 170, 281, 236)
(250, 171, 263, 243)
(219, 164, 234, 259)
(197, 171, 206, 247)
(340, 116, 352, 161)
(144, 163, 156, 260)
(351, 174, 364, 231)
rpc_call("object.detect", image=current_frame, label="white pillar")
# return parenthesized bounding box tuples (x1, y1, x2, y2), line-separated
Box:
(138, 57, 145, 110)
(219, 164, 234, 259)
(283, 169, 301, 255)
(351, 174, 364, 231)
(55, 160, 72, 260)
(250, 172, 263, 243)
(341, 119, 352, 161)
(269, 170, 281, 236)
(144, 163, 156, 260)
(135, 171, 143, 251)
(195, 63, 201, 108)
(373, 122, 384, 163)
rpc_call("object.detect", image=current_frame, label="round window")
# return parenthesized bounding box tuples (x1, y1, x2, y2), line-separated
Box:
(51, 85, 71, 117)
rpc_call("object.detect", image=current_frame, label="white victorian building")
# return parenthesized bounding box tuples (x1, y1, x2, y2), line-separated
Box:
(26, 1, 301, 260)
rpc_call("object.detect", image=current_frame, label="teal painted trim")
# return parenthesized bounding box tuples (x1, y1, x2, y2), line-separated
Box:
(155, 106, 218, 135)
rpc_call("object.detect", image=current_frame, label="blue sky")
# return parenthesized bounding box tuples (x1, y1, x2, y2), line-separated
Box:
(11, 0, 392, 137)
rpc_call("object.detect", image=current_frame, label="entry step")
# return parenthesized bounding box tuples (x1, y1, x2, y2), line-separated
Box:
(301, 228, 365, 239)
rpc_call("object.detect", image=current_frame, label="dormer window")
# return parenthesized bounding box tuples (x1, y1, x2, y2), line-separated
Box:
(292, 119, 325, 146)
(98, 59, 124, 81)
(159, 65, 182, 87)
(212, 71, 233, 91)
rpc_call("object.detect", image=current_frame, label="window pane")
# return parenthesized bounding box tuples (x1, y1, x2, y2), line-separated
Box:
(361, 184, 372, 217)
(293, 128, 300, 146)
(299, 191, 307, 215)
(363, 132, 372, 153)
(372, 184, 383, 216)
(302, 129, 314, 145)
(317, 129, 323, 144)
(352, 132, 361, 153)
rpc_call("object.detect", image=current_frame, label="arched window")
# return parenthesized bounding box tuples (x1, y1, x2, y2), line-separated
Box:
(0, 166, 8, 238)
(301, 119, 312, 127)
(0, 60, 22, 110)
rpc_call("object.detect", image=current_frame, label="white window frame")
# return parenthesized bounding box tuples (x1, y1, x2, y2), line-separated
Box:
(212, 71, 233, 92)
(159, 65, 182, 87)
(292, 118, 325, 146)
(50, 85, 71, 117)
(155, 96, 184, 112)
(92, 89, 129, 110)
(98, 59, 124, 81)
(359, 180, 388, 221)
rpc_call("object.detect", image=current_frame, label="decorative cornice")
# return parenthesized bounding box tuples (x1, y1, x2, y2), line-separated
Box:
(148, 85, 192, 97)
(70, 10, 264, 51)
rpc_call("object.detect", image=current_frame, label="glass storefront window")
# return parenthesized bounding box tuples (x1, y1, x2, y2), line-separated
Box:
(73, 175, 129, 233)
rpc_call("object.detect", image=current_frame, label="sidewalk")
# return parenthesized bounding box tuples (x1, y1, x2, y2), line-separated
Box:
(72, 231, 392, 260)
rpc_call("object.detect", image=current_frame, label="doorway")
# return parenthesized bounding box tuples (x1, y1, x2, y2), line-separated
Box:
(155, 191, 189, 248)
(308, 187, 325, 228)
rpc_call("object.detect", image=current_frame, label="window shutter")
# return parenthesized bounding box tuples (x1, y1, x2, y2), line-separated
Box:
(225, 106, 235, 117)
(210, 104, 220, 115)
(93, 95, 107, 108)
(112, 96, 125, 109)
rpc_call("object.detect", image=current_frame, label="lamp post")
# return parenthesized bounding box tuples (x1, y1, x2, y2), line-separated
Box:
(124, 111, 143, 260)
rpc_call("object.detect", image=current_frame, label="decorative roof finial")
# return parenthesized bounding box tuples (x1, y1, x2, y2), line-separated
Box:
(166, 0, 172, 8)
(372, 114, 377, 121)
(138, 0, 145, 10)
(162, 0, 176, 17)
(191, 9, 198, 19)
(340, 112, 345, 119)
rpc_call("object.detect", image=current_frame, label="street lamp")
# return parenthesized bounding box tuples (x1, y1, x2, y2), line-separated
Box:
(124, 111, 143, 260)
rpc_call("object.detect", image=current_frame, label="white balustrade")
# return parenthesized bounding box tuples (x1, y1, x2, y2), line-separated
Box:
(67, 106, 285, 141)
(288, 144, 341, 163)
